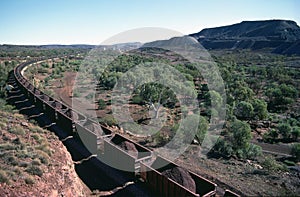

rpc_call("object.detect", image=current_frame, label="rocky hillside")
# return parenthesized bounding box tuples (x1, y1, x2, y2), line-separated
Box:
(0, 108, 89, 196)
(190, 20, 300, 55)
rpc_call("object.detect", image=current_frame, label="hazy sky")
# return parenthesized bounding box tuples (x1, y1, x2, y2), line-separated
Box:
(1, 0, 299, 45)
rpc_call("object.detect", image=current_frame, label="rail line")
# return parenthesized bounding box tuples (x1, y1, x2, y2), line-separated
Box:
(9, 58, 240, 197)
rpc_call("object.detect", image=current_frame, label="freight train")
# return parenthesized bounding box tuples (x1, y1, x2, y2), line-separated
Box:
(10, 59, 239, 197)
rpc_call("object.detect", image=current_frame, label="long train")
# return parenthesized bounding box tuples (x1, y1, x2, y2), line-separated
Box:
(10, 58, 239, 197)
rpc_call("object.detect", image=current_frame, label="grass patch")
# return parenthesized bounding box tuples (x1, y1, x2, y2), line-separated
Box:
(25, 165, 43, 177)
(0, 170, 9, 183)
(0, 143, 16, 151)
(35, 144, 52, 156)
(31, 158, 41, 166)
(35, 150, 50, 165)
(13, 113, 24, 119)
(0, 122, 7, 129)
(31, 133, 41, 141)
(29, 125, 45, 133)
(9, 125, 26, 135)
(25, 175, 35, 184)
(19, 161, 29, 168)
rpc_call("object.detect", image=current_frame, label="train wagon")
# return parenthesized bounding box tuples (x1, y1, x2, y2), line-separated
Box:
(140, 156, 217, 197)
(102, 134, 152, 177)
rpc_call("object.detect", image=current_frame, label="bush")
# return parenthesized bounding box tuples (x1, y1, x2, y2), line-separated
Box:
(0, 170, 9, 183)
(98, 99, 106, 110)
(9, 125, 26, 135)
(278, 123, 292, 139)
(99, 115, 117, 126)
(7, 156, 18, 166)
(291, 127, 300, 140)
(31, 134, 41, 141)
(31, 159, 41, 166)
(25, 175, 35, 184)
(29, 125, 44, 133)
(26, 165, 43, 176)
(291, 143, 300, 162)
(35, 150, 50, 165)
(243, 143, 262, 159)
(85, 93, 94, 100)
(35, 144, 52, 156)
(131, 95, 143, 104)
(213, 138, 233, 157)
(261, 156, 287, 172)
(263, 129, 278, 143)
(229, 120, 251, 150)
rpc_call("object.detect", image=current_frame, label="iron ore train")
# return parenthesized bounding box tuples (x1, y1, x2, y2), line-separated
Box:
(11, 59, 239, 197)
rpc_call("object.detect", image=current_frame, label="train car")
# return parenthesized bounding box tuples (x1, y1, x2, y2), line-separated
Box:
(140, 156, 217, 197)
(102, 134, 152, 177)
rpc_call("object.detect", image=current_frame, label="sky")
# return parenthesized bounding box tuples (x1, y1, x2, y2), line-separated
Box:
(0, 0, 299, 45)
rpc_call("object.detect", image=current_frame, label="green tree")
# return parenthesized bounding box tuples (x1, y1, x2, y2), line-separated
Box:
(195, 116, 209, 143)
(266, 83, 298, 111)
(204, 90, 223, 109)
(278, 123, 292, 139)
(251, 99, 268, 120)
(232, 84, 254, 102)
(269, 129, 279, 140)
(138, 83, 177, 118)
(291, 126, 300, 141)
(229, 120, 252, 150)
(234, 101, 254, 120)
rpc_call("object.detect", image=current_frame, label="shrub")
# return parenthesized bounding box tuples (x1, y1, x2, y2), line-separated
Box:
(85, 93, 94, 100)
(7, 156, 18, 166)
(261, 156, 287, 172)
(98, 99, 106, 110)
(29, 125, 44, 133)
(0, 143, 16, 151)
(31, 158, 41, 166)
(131, 95, 143, 104)
(9, 125, 26, 135)
(19, 161, 29, 168)
(26, 165, 43, 176)
(278, 123, 292, 139)
(263, 129, 278, 143)
(243, 143, 262, 159)
(35, 150, 50, 165)
(31, 133, 41, 141)
(35, 144, 52, 156)
(0, 122, 7, 129)
(99, 115, 117, 126)
(0, 170, 9, 183)
(152, 132, 168, 147)
(291, 127, 300, 140)
(291, 143, 300, 162)
(213, 138, 233, 157)
(25, 175, 35, 184)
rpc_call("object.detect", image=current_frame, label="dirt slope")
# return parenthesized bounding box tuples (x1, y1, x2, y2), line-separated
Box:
(0, 109, 90, 197)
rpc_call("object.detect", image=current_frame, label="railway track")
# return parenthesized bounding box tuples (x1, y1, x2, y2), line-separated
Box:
(8, 58, 240, 197)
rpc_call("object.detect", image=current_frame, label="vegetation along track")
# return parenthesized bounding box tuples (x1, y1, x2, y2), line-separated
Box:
(9, 58, 240, 197)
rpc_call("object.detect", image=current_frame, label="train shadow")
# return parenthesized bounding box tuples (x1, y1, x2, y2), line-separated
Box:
(6, 88, 151, 196)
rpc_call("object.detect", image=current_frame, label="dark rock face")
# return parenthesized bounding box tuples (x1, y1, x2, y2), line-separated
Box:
(190, 20, 300, 55)
(162, 167, 196, 193)
(119, 141, 138, 158)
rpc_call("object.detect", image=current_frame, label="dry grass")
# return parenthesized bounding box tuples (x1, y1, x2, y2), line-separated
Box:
(9, 125, 26, 135)
(0, 109, 55, 186)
